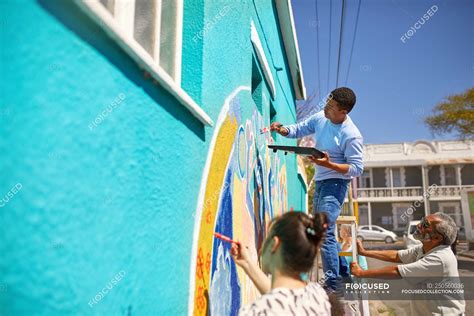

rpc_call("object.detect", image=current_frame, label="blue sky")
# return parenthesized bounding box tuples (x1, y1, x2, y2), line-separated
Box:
(292, 0, 473, 144)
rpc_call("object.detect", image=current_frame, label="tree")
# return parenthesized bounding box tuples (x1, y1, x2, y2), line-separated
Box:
(425, 88, 474, 138)
(304, 161, 315, 212)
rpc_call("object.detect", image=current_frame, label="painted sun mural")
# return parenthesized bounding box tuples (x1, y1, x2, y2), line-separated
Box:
(188, 87, 289, 315)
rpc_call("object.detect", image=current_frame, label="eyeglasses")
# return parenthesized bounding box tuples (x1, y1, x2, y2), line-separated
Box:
(419, 217, 431, 229)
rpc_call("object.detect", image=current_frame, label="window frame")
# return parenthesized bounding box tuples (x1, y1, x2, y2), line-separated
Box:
(439, 202, 462, 226)
(74, 0, 213, 126)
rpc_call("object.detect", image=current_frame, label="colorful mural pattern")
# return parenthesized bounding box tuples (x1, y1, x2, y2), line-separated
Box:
(190, 90, 288, 315)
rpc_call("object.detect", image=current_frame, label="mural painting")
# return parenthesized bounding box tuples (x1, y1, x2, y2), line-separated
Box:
(188, 87, 289, 315)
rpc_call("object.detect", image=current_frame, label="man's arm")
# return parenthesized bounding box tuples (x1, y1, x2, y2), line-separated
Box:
(357, 240, 402, 263)
(270, 122, 289, 136)
(308, 136, 364, 175)
(351, 263, 402, 279)
(343, 136, 364, 178)
(270, 112, 323, 139)
(308, 152, 350, 174)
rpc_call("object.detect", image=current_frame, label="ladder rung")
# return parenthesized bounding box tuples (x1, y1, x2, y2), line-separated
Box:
(338, 251, 353, 257)
(336, 215, 357, 224)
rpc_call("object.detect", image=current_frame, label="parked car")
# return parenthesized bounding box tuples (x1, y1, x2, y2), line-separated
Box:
(357, 225, 398, 243)
(404, 220, 422, 249)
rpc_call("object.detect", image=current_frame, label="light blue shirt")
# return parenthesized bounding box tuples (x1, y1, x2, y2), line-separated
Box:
(343, 245, 368, 270)
(284, 111, 364, 181)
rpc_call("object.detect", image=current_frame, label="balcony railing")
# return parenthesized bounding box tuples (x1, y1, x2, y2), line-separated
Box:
(357, 185, 474, 200)
(430, 185, 474, 198)
(357, 186, 423, 199)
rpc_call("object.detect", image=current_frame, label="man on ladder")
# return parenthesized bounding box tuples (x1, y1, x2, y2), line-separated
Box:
(270, 87, 364, 294)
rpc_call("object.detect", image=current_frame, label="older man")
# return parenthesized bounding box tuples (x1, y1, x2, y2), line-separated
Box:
(350, 212, 465, 315)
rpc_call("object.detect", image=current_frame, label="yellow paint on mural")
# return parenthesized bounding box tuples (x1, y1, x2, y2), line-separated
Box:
(193, 116, 238, 316)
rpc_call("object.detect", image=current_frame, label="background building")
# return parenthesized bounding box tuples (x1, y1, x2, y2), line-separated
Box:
(357, 140, 474, 235)
(0, 1, 308, 315)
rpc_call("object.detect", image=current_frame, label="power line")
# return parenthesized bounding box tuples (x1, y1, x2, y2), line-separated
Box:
(326, 0, 333, 94)
(345, 0, 362, 86)
(315, 0, 321, 95)
(335, 0, 346, 87)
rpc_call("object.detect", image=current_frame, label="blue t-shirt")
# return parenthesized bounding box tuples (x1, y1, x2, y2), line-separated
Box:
(285, 111, 364, 181)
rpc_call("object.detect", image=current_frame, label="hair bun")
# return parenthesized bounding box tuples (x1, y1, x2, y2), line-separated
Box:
(305, 212, 328, 244)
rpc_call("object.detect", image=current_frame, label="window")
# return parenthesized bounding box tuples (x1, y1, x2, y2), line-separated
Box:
(386, 167, 405, 187)
(75, 0, 213, 125)
(439, 203, 462, 226)
(358, 204, 369, 226)
(269, 101, 277, 141)
(392, 168, 401, 187)
(359, 170, 371, 188)
(98, 0, 182, 81)
(360, 226, 369, 231)
(393, 204, 412, 229)
(251, 57, 264, 114)
(444, 166, 456, 185)
(381, 216, 393, 225)
(250, 21, 276, 99)
(99, 0, 114, 14)
(133, 0, 157, 57)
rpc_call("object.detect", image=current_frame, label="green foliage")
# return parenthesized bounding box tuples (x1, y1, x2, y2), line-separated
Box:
(425, 88, 474, 138)
(304, 158, 315, 212)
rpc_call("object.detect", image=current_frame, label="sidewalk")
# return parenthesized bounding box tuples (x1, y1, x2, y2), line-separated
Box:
(458, 250, 474, 259)
(457, 241, 474, 259)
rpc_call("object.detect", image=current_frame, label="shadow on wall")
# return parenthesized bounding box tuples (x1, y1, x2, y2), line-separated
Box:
(37, 0, 205, 140)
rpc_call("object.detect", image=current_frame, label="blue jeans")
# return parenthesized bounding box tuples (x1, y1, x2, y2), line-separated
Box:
(313, 178, 350, 291)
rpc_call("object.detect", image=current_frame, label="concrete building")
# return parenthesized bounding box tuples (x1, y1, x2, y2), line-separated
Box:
(356, 140, 474, 235)
(1, 1, 308, 315)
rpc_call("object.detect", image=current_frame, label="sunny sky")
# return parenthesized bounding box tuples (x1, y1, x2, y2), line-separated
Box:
(292, 0, 473, 144)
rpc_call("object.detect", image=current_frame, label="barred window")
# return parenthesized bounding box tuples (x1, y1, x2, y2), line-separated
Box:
(75, 0, 213, 125)
(97, 0, 182, 82)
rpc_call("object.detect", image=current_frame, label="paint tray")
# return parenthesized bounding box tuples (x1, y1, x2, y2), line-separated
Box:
(268, 145, 324, 158)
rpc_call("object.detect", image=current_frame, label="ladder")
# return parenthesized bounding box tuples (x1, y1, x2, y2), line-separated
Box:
(337, 181, 359, 261)
(337, 215, 358, 260)
(308, 181, 369, 314)
(337, 182, 369, 316)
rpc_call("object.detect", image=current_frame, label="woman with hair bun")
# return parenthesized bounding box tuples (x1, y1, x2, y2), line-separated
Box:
(231, 211, 331, 315)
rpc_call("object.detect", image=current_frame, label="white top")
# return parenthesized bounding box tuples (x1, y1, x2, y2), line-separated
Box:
(238, 282, 331, 316)
(397, 244, 465, 315)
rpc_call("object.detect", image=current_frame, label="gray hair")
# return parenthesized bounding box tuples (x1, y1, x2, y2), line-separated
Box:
(433, 212, 458, 245)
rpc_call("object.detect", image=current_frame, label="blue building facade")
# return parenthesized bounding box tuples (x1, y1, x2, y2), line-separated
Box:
(0, 0, 308, 314)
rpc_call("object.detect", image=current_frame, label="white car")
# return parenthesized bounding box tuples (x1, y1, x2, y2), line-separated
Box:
(404, 220, 422, 249)
(357, 225, 398, 243)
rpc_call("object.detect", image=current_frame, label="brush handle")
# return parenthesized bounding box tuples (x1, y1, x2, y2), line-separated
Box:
(214, 232, 239, 245)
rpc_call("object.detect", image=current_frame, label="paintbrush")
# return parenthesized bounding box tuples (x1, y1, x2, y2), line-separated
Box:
(260, 126, 270, 134)
(213, 232, 240, 245)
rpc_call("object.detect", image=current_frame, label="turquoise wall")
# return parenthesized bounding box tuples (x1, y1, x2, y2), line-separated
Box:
(0, 0, 306, 314)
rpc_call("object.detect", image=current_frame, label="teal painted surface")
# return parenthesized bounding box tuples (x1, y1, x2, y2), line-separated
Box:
(0, 0, 306, 314)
